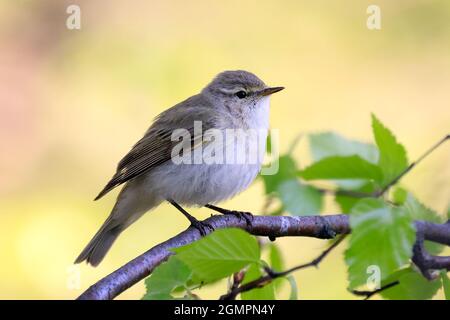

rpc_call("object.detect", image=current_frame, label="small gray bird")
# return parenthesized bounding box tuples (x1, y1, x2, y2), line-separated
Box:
(75, 70, 284, 266)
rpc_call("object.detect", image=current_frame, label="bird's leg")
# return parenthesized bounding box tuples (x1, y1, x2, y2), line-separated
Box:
(205, 204, 253, 227)
(168, 200, 214, 236)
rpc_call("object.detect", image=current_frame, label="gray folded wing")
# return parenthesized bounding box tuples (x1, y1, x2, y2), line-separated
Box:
(94, 95, 216, 200)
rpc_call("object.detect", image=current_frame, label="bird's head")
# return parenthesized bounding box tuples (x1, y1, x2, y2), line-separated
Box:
(202, 70, 284, 120)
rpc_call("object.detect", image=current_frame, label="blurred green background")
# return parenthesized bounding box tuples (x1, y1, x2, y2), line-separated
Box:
(0, 0, 449, 299)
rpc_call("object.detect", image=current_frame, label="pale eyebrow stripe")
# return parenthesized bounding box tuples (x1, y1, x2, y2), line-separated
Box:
(218, 87, 246, 94)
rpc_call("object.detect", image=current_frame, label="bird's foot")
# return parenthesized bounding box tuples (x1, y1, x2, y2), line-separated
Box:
(228, 210, 254, 227)
(205, 204, 254, 227)
(190, 219, 214, 236)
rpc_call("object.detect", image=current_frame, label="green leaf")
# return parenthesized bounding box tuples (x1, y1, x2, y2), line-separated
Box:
(335, 195, 359, 214)
(278, 179, 323, 216)
(441, 271, 450, 300)
(285, 275, 298, 300)
(142, 256, 192, 300)
(266, 133, 272, 154)
(447, 203, 450, 220)
(403, 192, 443, 254)
(261, 155, 297, 194)
(404, 193, 442, 223)
(380, 267, 441, 300)
(269, 243, 284, 289)
(309, 132, 379, 189)
(392, 187, 408, 205)
(371, 114, 408, 186)
(241, 263, 275, 300)
(309, 132, 379, 163)
(269, 243, 284, 272)
(173, 228, 260, 283)
(345, 199, 416, 289)
(299, 155, 382, 182)
(335, 182, 376, 213)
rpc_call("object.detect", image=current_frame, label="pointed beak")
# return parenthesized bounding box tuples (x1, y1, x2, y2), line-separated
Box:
(258, 86, 285, 96)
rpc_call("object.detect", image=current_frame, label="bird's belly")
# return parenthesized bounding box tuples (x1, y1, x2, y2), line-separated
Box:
(144, 126, 268, 206)
(145, 159, 261, 206)
(145, 162, 262, 206)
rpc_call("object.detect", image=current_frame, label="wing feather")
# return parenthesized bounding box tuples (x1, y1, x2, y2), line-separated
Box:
(94, 94, 216, 200)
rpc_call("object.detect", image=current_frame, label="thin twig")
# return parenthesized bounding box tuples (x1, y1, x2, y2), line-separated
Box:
(351, 281, 400, 300)
(377, 134, 449, 195)
(317, 134, 449, 198)
(317, 188, 374, 198)
(271, 235, 346, 277)
(219, 235, 347, 300)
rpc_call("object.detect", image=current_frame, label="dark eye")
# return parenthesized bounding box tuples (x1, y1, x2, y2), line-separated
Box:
(235, 91, 247, 99)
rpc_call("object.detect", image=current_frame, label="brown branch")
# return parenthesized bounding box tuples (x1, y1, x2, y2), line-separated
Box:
(412, 226, 450, 279)
(220, 235, 347, 300)
(77, 215, 450, 300)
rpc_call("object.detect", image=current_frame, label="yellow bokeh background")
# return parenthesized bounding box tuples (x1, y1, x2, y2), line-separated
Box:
(0, 0, 449, 299)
